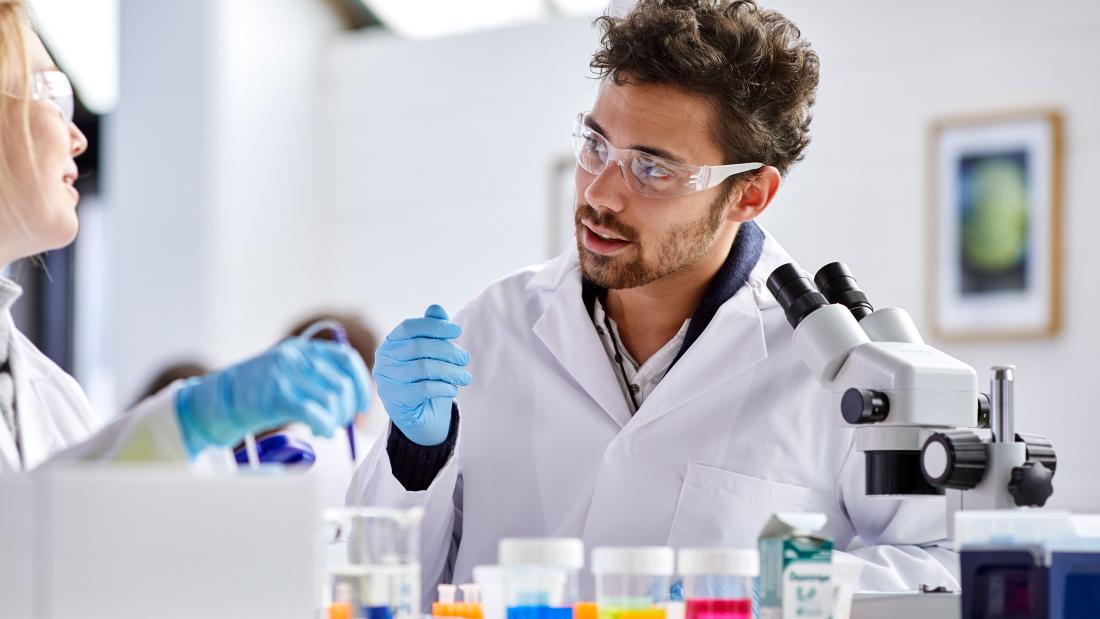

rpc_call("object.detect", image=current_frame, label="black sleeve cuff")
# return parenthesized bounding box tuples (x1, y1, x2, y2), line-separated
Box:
(386, 404, 460, 492)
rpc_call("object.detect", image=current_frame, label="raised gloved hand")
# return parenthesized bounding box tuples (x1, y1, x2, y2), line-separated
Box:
(176, 339, 371, 456)
(374, 305, 471, 446)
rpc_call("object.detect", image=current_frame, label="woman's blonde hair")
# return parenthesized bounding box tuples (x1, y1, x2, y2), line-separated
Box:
(0, 0, 38, 236)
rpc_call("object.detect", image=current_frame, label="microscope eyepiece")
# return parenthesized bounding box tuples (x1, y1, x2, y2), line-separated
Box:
(814, 262, 874, 321)
(767, 263, 828, 329)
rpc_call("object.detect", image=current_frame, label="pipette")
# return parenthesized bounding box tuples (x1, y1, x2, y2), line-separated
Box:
(300, 319, 359, 461)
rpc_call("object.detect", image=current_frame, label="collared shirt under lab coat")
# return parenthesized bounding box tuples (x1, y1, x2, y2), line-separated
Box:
(591, 297, 689, 410)
(0, 277, 191, 475)
(349, 228, 959, 601)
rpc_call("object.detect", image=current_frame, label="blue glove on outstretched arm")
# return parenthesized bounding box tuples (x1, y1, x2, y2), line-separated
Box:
(375, 304, 471, 446)
(175, 339, 371, 457)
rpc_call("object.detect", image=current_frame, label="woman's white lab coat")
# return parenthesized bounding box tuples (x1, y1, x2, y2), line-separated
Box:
(350, 228, 959, 599)
(0, 313, 189, 475)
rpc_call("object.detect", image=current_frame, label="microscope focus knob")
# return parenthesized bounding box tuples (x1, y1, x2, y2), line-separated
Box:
(922, 431, 987, 490)
(1008, 461, 1054, 508)
(841, 389, 889, 425)
(977, 393, 992, 429)
(1016, 433, 1057, 477)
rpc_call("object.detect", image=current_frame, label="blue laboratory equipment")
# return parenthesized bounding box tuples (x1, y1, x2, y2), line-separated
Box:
(233, 432, 316, 466)
(957, 511, 1100, 618)
(1049, 552, 1100, 618)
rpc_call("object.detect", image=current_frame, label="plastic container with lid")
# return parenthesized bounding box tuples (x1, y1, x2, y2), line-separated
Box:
(591, 546, 675, 619)
(474, 566, 507, 619)
(499, 538, 585, 619)
(677, 548, 758, 619)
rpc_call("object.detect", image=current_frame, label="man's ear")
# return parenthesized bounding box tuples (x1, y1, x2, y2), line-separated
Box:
(725, 166, 781, 223)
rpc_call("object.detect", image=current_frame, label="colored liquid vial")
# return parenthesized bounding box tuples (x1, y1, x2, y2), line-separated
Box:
(598, 608, 667, 619)
(507, 605, 575, 619)
(328, 602, 353, 619)
(685, 599, 750, 619)
(574, 602, 598, 619)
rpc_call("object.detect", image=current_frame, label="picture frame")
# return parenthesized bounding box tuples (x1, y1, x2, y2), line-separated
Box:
(928, 109, 1063, 340)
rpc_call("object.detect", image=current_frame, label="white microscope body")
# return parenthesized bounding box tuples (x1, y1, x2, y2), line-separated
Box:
(767, 263, 1056, 537)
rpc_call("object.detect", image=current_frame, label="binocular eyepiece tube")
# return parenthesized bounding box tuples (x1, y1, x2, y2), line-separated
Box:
(767, 262, 874, 328)
(814, 262, 874, 321)
(766, 263, 828, 329)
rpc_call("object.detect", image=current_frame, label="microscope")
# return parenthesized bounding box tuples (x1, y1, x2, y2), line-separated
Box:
(765, 262, 1057, 534)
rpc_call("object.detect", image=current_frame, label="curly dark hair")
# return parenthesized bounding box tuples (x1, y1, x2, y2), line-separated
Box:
(591, 0, 819, 177)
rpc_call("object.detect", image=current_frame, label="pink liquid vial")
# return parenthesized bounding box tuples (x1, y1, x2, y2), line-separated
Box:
(685, 598, 751, 619)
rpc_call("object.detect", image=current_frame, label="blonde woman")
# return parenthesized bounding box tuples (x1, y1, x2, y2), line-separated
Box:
(0, 1, 370, 472)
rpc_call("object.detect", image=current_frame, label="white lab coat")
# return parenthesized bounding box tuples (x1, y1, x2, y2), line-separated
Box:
(0, 314, 190, 475)
(350, 229, 959, 599)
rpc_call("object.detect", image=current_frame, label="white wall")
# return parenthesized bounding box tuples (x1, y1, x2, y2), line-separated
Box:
(320, 17, 601, 327)
(319, 2, 1100, 510)
(108, 0, 219, 409)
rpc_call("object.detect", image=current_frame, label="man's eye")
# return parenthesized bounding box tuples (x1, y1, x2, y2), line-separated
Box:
(643, 163, 671, 179)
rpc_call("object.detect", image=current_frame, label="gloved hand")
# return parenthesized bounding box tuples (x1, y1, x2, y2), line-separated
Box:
(375, 304, 471, 446)
(176, 339, 371, 457)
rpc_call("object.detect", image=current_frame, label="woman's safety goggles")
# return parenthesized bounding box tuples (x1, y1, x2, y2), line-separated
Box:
(572, 112, 765, 199)
(3, 70, 75, 123)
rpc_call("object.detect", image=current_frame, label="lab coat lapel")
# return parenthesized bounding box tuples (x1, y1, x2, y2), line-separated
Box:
(629, 286, 768, 430)
(7, 338, 60, 470)
(531, 259, 633, 429)
(0, 315, 25, 472)
(0, 406, 18, 472)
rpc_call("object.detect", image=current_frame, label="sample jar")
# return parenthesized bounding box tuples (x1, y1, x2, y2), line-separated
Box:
(677, 548, 758, 619)
(591, 546, 675, 619)
(323, 507, 424, 619)
(499, 538, 585, 619)
(474, 565, 507, 619)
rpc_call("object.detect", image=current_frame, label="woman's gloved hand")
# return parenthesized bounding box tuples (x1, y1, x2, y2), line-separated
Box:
(176, 339, 371, 456)
(374, 305, 471, 446)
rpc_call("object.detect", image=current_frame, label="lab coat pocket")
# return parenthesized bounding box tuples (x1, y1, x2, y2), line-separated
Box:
(666, 463, 811, 549)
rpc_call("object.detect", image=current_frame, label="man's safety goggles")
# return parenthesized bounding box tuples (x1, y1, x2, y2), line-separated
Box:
(571, 112, 765, 199)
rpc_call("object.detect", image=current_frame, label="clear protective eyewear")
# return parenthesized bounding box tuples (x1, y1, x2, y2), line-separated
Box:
(3, 70, 75, 123)
(572, 112, 764, 199)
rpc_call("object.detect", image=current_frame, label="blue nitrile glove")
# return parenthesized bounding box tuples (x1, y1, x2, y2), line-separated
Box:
(175, 339, 372, 457)
(374, 304, 471, 446)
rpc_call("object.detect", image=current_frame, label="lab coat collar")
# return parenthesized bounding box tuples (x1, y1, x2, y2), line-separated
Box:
(746, 227, 794, 311)
(673, 221, 765, 364)
(532, 271, 635, 428)
(0, 276, 22, 366)
(525, 246, 580, 293)
(0, 275, 22, 315)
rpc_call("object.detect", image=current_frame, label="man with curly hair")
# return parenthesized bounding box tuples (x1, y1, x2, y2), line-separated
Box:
(352, 0, 956, 599)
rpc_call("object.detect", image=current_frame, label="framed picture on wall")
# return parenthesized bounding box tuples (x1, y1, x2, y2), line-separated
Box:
(928, 109, 1063, 340)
